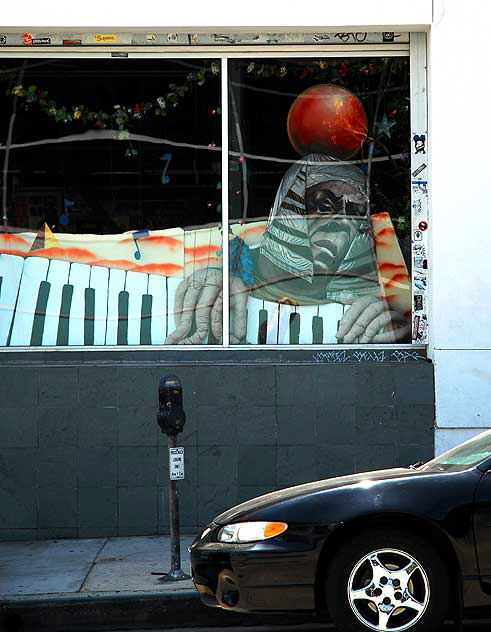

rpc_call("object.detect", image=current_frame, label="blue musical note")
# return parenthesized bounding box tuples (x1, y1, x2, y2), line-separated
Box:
(160, 153, 173, 184)
(133, 229, 149, 260)
(60, 198, 75, 226)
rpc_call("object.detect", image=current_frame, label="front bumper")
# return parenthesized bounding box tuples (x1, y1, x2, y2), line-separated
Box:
(189, 524, 324, 613)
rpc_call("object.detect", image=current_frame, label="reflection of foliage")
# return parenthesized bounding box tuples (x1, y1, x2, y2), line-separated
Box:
(3, 64, 219, 131)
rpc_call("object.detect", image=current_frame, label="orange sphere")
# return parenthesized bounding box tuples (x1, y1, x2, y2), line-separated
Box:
(287, 84, 368, 159)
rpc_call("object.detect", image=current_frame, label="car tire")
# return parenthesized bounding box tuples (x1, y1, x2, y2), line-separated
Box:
(325, 528, 450, 632)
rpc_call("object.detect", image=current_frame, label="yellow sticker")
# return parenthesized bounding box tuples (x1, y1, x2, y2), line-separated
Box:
(93, 34, 118, 43)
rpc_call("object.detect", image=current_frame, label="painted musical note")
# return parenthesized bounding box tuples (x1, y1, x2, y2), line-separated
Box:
(60, 198, 75, 226)
(160, 153, 173, 184)
(132, 229, 149, 260)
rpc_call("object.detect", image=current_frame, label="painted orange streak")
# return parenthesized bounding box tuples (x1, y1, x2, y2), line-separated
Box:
(378, 262, 407, 271)
(0, 248, 29, 256)
(188, 256, 222, 266)
(374, 239, 390, 248)
(374, 227, 396, 237)
(29, 246, 96, 260)
(88, 258, 139, 269)
(383, 273, 410, 288)
(184, 244, 220, 258)
(132, 263, 183, 275)
(237, 224, 267, 236)
(370, 212, 390, 221)
(120, 234, 182, 248)
(0, 234, 30, 246)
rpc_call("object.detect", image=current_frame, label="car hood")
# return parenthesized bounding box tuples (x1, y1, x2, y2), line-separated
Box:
(214, 467, 426, 524)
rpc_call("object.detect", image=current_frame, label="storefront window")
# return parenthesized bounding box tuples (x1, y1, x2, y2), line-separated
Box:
(0, 45, 422, 348)
(225, 57, 411, 345)
(0, 58, 222, 346)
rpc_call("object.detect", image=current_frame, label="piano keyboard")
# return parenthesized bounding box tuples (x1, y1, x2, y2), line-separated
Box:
(246, 295, 348, 345)
(0, 254, 182, 346)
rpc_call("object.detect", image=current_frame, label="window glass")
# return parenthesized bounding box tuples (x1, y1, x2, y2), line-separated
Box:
(227, 57, 411, 345)
(0, 58, 222, 346)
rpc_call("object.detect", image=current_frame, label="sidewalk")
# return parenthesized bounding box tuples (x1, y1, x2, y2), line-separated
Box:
(0, 535, 316, 631)
(0, 535, 195, 598)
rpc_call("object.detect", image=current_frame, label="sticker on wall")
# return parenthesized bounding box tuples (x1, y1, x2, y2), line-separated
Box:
(22, 33, 33, 45)
(412, 181, 428, 195)
(63, 39, 82, 45)
(412, 199, 422, 216)
(146, 34, 156, 42)
(413, 134, 426, 154)
(414, 295, 424, 312)
(412, 163, 427, 178)
(413, 244, 426, 257)
(93, 34, 119, 43)
(383, 32, 395, 42)
(413, 229, 423, 241)
(32, 37, 51, 45)
(0, 35, 7, 45)
(414, 276, 427, 291)
(418, 221, 428, 231)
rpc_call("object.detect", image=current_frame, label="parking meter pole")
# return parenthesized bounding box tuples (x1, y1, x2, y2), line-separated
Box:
(152, 374, 190, 582)
(168, 433, 182, 575)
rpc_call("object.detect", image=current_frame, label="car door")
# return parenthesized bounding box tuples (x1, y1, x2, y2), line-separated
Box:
(473, 468, 491, 578)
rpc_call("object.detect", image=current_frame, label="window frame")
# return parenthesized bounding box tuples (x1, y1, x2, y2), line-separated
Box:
(0, 33, 427, 351)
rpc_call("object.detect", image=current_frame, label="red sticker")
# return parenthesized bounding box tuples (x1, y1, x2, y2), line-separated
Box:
(418, 221, 428, 231)
(22, 32, 33, 45)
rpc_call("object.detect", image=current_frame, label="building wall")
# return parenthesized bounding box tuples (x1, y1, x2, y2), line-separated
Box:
(0, 351, 434, 541)
(429, 0, 491, 453)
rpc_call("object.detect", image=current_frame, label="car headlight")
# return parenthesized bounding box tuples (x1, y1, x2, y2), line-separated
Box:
(218, 521, 288, 543)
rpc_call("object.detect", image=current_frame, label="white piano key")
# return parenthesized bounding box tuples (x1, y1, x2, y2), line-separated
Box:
(0, 254, 24, 346)
(89, 265, 109, 345)
(105, 268, 127, 345)
(67, 263, 91, 346)
(125, 270, 148, 345)
(148, 274, 167, 344)
(10, 257, 49, 346)
(318, 302, 345, 343)
(166, 276, 182, 337)
(42, 259, 71, 346)
(277, 302, 296, 344)
(246, 296, 263, 345)
(263, 300, 280, 345)
(297, 305, 319, 344)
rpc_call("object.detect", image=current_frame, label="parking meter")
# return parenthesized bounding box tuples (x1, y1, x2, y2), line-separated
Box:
(154, 374, 190, 582)
(157, 375, 186, 436)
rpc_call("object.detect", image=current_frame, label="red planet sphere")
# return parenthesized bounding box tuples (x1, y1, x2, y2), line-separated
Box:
(287, 84, 368, 159)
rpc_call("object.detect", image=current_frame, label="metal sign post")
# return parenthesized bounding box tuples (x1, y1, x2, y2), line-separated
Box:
(152, 374, 190, 582)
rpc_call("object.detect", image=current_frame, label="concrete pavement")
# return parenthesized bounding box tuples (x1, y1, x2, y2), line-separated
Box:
(0, 534, 318, 631)
(0, 535, 195, 597)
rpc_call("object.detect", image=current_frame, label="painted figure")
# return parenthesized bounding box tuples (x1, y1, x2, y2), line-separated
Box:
(166, 153, 410, 345)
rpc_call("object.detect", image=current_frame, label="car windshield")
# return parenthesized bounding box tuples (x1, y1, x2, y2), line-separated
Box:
(420, 429, 491, 472)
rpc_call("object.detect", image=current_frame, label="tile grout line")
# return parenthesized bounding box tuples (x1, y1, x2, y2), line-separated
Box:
(77, 538, 108, 593)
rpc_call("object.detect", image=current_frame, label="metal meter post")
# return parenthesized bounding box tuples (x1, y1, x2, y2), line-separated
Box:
(154, 374, 190, 581)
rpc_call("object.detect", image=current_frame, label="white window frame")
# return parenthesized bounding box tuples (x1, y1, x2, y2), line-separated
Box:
(0, 33, 427, 351)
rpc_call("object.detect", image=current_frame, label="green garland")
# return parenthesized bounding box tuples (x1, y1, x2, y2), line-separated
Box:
(3, 62, 220, 130)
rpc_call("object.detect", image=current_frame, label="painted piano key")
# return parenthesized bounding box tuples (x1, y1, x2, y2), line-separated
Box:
(0, 254, 24, 346)
(10, 257, 50, 346)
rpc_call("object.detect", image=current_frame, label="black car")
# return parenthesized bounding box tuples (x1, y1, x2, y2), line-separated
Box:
(190, 429, 491, 632)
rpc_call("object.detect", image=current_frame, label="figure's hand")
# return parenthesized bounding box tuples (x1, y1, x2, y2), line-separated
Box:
(165, 269, 249, 345)
(336, 295, 410, 344)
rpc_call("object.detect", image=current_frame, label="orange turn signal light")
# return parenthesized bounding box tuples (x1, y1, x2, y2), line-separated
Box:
(263, 522, 288, 539)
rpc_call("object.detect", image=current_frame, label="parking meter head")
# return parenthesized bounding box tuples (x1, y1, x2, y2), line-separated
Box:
(157, 374, 186, 435)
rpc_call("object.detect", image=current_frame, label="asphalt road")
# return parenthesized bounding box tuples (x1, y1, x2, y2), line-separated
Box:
(93, 622, 491, 632)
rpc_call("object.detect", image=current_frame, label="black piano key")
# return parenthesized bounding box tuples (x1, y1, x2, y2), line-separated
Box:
(57, 285, 73, 346)
(258, 309, 268, 344)
(312, 315, 323, 344)
(140, 294, 152, 345)
(289, 312, 300, 345)
(84, 288, 95, 346)
(117, 291, 129, 345)
(30, 281, 50, 346)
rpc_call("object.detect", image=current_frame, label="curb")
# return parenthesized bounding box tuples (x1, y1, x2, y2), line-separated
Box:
(0, 589, 321, 632)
